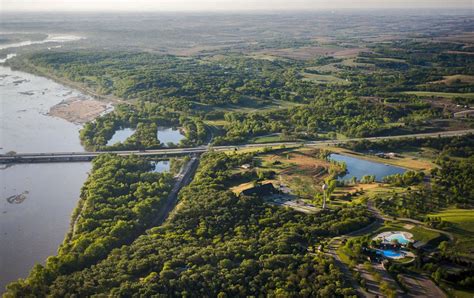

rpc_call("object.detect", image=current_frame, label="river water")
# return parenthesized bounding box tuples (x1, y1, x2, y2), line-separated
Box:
(0, 35, 93, 291)
(0, 34, 178, 290)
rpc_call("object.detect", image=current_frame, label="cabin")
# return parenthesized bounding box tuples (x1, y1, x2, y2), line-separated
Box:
(241, 183, 276, 197)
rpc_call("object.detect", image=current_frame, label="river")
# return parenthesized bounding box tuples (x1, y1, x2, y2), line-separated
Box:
(0, 34, 93, 291)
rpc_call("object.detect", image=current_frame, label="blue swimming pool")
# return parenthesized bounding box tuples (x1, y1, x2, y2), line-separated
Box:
(377, 249, 404, 258)
(386, 233, 410, 244)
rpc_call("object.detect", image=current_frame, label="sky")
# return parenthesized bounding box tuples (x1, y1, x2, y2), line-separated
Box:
(1, 0, 473, 12)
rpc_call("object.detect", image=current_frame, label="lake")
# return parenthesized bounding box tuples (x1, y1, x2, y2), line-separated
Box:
(106, 128, 136, 146)
(152, 160, 171, 173)
(329, 153, 406, 182)
(157, 127, 185, 146)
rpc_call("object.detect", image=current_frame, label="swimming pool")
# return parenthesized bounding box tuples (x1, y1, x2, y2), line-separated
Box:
(386, 233, 410, 245)
(377, 249, 404, 258)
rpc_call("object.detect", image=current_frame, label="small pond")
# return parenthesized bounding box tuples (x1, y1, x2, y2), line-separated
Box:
(106, 128, 135, 146)
(157, 127, 185, 147)
(329, 153, 406, 182)
(151, 161, 170, 173)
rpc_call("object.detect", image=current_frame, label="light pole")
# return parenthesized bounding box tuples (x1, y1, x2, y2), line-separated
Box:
(322, 183, 328, 209)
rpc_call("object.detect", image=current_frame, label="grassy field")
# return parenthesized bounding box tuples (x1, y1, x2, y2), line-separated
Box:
(428, 208, 474, 259)
(301, 72, 350, 85)
(250, 134, 284, 143)
(403, 91, 474, 99)
(429, 74, 474, 85)
(429, 209, 474, 233)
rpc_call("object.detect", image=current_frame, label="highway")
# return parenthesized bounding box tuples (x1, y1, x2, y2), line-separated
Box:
(149, 156, 200, 228)
(1, 129, 472, 164)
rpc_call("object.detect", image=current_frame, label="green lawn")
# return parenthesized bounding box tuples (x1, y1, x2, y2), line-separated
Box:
(250, 134, 284, 143)
(429, 208, 474, 233)
(428, 208, 474, 259)
(337, 246, 352, 264)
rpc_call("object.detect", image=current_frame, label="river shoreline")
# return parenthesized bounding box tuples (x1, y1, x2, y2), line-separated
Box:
(0, 34, 102, 291)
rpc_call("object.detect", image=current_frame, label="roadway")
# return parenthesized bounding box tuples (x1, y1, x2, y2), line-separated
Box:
(1, 129, 473, 164)
(149, 156, 200, 228)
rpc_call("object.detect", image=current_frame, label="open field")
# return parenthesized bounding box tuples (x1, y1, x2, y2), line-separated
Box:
(428, 208, 474, 259)
(403, 91, 474, 100)
(48, 97, 111, 124)
(252, 45, 365, 60)
(258, 148, 331, 198)
(213, 98, 302, 113)
(429, 75, 474, 85)
(301, 72, 350, 85)
(429, 209, 474, 233)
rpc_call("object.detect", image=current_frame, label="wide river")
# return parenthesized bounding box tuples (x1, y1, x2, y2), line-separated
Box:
(0, 35, 94, 291)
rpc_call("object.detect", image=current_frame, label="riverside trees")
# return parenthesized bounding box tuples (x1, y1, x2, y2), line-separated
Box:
(5, 152, 374, 297)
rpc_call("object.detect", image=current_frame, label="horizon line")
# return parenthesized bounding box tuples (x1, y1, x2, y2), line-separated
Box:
(2, 7, 473, 13)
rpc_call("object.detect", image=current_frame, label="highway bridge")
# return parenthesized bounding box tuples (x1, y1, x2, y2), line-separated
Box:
(1, 129, 472, 164)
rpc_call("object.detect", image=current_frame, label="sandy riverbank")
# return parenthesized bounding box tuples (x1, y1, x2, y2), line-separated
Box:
(48, 96, 112, 124)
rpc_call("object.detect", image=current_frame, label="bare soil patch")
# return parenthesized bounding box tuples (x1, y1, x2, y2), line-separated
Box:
(48, 97, 111, 124)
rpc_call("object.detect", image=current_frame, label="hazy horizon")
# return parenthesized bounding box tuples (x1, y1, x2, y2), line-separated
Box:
(2, 0, 473, 12)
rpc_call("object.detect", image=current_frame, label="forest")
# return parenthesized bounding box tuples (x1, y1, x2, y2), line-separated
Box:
(5, 152, 374, 297)
(5, 155, 175, 296)
(9, 41, 471, 149)
(374, 156, 474, 219)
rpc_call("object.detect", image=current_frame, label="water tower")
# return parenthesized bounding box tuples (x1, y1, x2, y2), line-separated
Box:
(322, 183, 328, 209)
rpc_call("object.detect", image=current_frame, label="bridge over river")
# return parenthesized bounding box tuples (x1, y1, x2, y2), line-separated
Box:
(1, 129, 473, 164)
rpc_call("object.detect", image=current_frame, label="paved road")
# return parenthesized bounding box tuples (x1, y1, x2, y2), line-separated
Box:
(326, 237, 374, 298)
(149, 156, 200, 228)
(2, 129, 473, 164)
(324, 217, 384, 297)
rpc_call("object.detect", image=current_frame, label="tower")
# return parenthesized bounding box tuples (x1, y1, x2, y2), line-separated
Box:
(322, 183, 328, 209)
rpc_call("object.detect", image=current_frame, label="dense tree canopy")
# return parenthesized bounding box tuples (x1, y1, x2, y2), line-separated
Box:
(5, 152, 373, 297)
